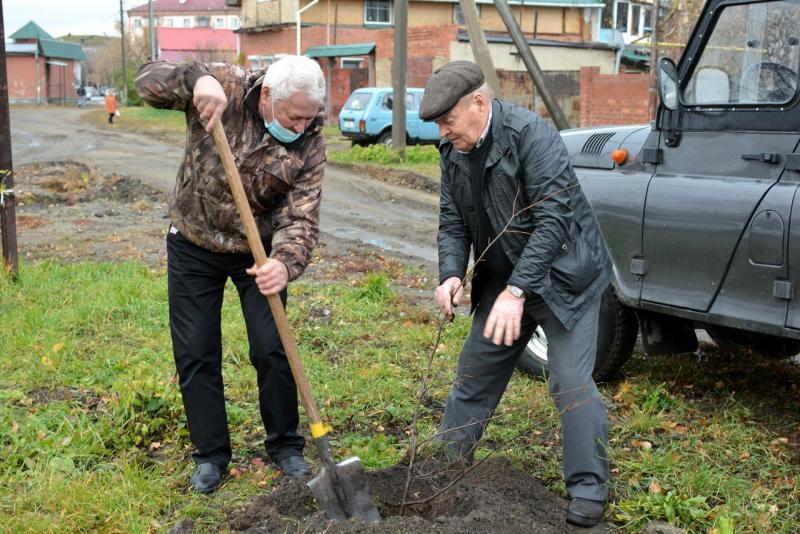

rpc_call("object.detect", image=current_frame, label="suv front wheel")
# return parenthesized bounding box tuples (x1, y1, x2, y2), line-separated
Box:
(516, 285, 639, 381)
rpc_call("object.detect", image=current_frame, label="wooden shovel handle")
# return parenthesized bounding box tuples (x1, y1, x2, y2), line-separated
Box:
(210, 122, 324, 429)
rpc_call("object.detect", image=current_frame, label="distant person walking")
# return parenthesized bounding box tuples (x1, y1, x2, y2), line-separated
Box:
(77, 86, 86, 108)
(105, 89, 118, 124)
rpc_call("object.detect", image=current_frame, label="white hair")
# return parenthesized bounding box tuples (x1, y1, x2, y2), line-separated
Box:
(263, 55, 326, 104)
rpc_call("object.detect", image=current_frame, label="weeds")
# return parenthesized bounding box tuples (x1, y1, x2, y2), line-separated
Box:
(1, 261, 798, 531)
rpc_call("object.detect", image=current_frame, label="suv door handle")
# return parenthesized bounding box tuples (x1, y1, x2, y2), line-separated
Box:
(741, 152, 781, 164)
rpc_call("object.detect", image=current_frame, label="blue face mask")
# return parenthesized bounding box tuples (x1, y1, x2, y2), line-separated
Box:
(266, 99, 303, 144)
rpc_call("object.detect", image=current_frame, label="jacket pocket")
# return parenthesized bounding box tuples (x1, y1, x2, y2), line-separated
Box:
(550, 229, 602, 294)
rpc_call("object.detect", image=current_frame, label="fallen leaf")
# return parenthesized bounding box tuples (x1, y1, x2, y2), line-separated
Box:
(149, 442, 162, 451)
(52, 343, 64, 353)
(11, 421, 19, 433)
(740, 451, 750, 460)
(649, 480, 662, 494)
(229, 467, 242, 478)
(36, 430, 46, 440)
(769, 504, 779, 514)
(251, 458, 265, 467)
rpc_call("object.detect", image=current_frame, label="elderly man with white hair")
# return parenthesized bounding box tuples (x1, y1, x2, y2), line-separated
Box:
(135, 55, 326, 493)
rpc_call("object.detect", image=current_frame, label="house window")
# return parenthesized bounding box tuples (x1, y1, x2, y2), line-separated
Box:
(365, 0, 391, 24)
(230, 17, 240, 29)
(164, 18, 174, 27)
(341, 57, 364, 69)
(631, 4, 641, 35)
(615, 1, 629, 32)
(215, 17, 225, 28)
(183, 18, 191, 27)
(196, 16, 211, 27)
(642, 7, 652, 33)
(248, 55, 274, 70)
(134, 18, 142, 28)
(453, 3, 479, 25)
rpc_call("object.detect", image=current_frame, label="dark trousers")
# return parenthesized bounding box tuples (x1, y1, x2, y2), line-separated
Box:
(438, 278, 608, 501)
(167, 230, 304, 468)
(108, 113, 114, 124)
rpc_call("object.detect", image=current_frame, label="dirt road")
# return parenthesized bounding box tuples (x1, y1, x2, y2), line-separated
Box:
(10, 107, 439, 265)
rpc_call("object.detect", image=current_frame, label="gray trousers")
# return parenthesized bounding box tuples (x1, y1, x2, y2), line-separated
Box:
(438, 281, 609, 501)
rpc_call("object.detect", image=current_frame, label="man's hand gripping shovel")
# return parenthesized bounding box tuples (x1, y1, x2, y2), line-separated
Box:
(210, 121, 381, 522)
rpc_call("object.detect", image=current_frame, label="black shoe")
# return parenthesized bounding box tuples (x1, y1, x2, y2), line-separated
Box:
(566, 498, 604, 527)
(189, 463, 223, 494)
(276, 455, 311, 477)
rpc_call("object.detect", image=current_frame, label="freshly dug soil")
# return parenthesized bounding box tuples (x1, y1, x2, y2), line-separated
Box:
(226, 457, 603, 533)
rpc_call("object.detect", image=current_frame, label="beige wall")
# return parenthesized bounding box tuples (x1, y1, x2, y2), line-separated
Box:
(241, 0, 296, 28)
(241, 1, 585, 35)
(304, 0, 363, 26)
(450, 40, 617, 74)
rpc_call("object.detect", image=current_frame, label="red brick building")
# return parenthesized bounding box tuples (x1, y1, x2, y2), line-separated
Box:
(5, 21, 86, 104)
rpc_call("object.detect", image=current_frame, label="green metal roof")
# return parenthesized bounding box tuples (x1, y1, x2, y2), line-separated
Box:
(9, 20, 53, 41)
(305, 43, 376, 58)
(39, 38, 86, 61)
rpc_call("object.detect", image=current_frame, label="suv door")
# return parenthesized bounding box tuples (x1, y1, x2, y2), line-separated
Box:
(642, 0, 800, 322)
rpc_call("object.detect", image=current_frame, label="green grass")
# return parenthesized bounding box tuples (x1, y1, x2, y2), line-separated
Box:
(81, 106, 187, 144)
(327, 139, 441, 179)
(1, 261, 798, 532)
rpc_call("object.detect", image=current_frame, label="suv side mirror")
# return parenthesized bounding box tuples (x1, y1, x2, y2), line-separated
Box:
(658, 58, 679, 110)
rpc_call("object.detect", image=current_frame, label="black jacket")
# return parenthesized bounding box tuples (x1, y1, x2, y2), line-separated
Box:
(437, 100, 611, 330)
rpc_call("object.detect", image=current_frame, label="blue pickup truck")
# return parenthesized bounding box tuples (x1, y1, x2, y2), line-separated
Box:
(338, 87, 441, 147)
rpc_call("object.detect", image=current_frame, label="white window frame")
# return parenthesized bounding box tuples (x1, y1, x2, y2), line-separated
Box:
(183, 17, 191, 27)
(230, 16, 240, 29)
(248, 55, 275, 70)
(364, 0, 392, 25)
(134, 17, 142, 28)
(612, 1, 652, 40)
(340, 57, 365, 69)
(164, 17, 174, 27)
(215, 16, 225, 28)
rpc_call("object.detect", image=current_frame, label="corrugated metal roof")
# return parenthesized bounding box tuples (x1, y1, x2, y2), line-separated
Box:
(305, 43, 376, 58)
(9, 20, 53, 40)
(39, 38, 87, 61)
(157, 27, 237, 51)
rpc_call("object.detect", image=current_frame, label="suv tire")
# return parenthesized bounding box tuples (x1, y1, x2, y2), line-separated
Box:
(378, 130, 393, 148)
(516, 285, 638, 381)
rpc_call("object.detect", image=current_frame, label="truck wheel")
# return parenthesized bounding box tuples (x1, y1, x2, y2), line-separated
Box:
(378, 130, 393, 148)
(705, 326, 800, 359)
(516, 285, 638, 381)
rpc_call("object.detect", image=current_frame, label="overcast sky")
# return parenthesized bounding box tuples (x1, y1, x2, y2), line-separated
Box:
(3, 0, 132, 39)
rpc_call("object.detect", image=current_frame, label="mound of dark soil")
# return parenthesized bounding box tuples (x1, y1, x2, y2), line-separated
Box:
(226, 457, 602, 533)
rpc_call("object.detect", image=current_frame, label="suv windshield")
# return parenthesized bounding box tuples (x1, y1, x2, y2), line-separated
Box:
(683, 0, 800, 106)
(344, 92, 371, 111)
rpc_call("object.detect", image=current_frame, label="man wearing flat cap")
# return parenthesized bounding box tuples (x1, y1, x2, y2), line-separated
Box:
(422, 60, 611, 527)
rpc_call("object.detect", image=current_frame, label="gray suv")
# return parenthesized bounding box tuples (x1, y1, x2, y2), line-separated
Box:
(519, 0, 800, 379)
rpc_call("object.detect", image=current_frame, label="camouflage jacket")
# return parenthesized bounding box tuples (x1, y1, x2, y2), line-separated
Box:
(134, 61, 326, 281)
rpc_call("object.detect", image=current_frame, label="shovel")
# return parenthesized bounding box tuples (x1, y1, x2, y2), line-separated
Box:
(210, 121, 381, 523)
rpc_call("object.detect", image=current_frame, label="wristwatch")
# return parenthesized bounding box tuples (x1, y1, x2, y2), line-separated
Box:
(506, 284, 525, 299)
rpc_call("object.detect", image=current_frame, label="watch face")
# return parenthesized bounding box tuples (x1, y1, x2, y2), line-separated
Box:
(508, 285, 523, 298)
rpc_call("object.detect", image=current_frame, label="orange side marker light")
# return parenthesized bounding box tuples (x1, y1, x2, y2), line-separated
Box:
(611, 149, 628, 165)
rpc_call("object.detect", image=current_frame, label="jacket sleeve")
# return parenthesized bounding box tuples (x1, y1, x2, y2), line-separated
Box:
(506, 120, 576, 295)
(134, 60, 216, 111)
(269, 134, 326, 281)
(437, 155, 471, 284)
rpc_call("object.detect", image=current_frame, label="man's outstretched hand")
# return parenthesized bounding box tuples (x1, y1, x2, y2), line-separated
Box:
(247, 259, 289, 296)
(434, 276, 464, 320)
(483, 289, 525, 346)
(193, 75, 228, 132)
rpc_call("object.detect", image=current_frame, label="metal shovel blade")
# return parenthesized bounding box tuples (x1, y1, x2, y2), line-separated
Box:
(307, 456, 381, 522)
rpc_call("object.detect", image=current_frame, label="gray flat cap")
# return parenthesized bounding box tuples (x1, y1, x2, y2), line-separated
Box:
(419, 61, 484, 121)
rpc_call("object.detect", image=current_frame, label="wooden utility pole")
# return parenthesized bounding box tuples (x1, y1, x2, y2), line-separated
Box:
(391, 0, 408, 157)
(494, 0, 570, 130)
(120, 0, 128, 105)
(0, 1, 19, 277)
(458, 0, 501, 95)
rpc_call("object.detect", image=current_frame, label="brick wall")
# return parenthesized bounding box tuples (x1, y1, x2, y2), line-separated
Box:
(6, 55, 39, 101)
(579, 66, 651, 127)
(498, 69, 581, 127)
